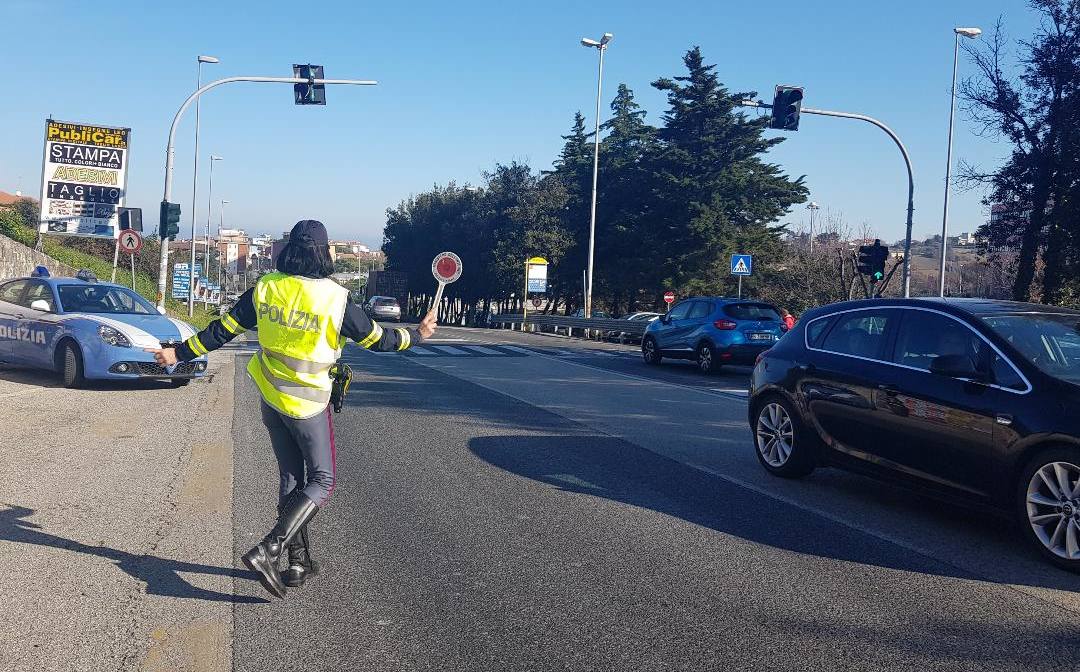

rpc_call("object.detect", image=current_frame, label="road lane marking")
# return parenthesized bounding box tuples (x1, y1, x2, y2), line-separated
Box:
(429, 345, 471, 355)
(467, 346, 505, 356)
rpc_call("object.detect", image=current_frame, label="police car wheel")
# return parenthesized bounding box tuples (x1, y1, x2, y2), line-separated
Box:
(60, 342, 85, 389)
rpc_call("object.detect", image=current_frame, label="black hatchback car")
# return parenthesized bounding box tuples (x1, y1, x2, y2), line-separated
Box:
(749, 298, 1080, 572)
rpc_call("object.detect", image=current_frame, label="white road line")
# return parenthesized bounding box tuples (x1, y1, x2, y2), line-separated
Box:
(429, 345, 471, 355)
(467, 346, 505, 356)
(500, 345, 538, 356)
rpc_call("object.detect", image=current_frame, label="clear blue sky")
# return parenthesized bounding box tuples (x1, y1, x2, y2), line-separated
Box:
(1, 0, 1035, 248)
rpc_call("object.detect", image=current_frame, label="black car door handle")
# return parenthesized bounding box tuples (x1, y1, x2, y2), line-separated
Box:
(877, 384, 900, 396)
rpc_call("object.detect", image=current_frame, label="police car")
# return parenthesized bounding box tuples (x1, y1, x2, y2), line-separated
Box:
(0, 269, 208, 387)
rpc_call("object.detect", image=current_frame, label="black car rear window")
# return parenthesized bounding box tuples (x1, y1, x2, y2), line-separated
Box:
(723, 303, 781, 321)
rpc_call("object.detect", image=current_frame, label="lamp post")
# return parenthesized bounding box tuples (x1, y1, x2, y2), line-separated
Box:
(218, 199, 229, 294)
(580, 32, 612, 319)
(938, 27, 981, 297)
(201, 156, 222, 305)
(187, 55, 219, 316)
(806, 201, 820, 254)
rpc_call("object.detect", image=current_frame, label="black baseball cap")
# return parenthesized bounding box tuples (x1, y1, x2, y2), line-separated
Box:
(289, 219, 329, 246)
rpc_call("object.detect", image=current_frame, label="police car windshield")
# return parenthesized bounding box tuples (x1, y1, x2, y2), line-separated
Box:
(57, 285, 155, 315)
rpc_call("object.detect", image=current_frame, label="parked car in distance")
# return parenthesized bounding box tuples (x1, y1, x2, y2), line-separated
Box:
(749, 297, 1080, 572)
(364, 295, 401, 322)
(606, 311, 662, 344)
(642, 298, 784, 373)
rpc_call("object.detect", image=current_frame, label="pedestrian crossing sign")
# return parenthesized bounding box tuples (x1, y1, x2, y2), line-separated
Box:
(731, 254, 752, 276)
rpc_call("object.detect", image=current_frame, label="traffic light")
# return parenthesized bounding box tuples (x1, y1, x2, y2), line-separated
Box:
(159, 201, 181, 240)
(293, 64, 326, 105)
(771, 86, 804, 131)
(118, 207, 142, 232)
(857, 239, 889, 282)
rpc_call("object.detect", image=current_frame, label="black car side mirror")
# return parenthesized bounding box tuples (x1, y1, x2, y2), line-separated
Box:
(929, 354, 981, 380)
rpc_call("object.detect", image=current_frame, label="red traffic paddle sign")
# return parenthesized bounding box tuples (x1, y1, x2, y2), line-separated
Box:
(432, 251, 463, 284)
(118, 230, 143, 254)
(664, 291, 675, 305)
(430, 252, 463, 318)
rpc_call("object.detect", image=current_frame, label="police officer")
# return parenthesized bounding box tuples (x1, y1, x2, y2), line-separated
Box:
(148, 220, 436, 599)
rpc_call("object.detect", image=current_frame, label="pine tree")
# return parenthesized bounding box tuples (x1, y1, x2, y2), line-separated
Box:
(649, 47, 806, 297)
(547, 112, 595, 309)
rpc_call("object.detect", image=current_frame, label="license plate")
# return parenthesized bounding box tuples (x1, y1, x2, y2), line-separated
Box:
(749, 333, 773, 341)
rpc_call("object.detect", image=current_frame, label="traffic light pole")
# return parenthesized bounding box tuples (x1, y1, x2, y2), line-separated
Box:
(739, 100, 916, 297)
(155, 75, 378, 308)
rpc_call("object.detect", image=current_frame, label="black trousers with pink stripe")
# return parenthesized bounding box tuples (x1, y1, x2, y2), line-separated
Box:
(260, 401, 337, 507)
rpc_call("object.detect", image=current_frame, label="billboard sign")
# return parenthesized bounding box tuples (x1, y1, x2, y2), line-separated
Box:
(171, 263, 202, 299)
(38, 120, 131, 238)
(526, 257, 548, 294)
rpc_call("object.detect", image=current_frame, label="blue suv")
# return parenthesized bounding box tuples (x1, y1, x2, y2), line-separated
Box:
(642, 298, 786, 373)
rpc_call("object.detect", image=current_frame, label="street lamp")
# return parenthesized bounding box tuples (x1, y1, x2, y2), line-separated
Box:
(806, 202, 820, 254)
(938, 27, 981, 297)
(188, 54, 220, 316)
(218, 199, 229, 293)
(202, 155, 223, 306)
(580, 31, 612, 319)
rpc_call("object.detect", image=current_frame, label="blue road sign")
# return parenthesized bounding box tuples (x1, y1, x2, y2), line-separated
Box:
(731, 254, 752, 276)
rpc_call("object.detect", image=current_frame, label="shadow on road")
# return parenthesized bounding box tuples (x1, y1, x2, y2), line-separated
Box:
(469, 434, 1080, 595)
(0, 504, 267, 604)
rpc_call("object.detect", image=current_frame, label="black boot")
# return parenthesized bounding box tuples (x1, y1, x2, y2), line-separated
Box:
(283, 524, 320, 588)
(242, 493, 319, 598)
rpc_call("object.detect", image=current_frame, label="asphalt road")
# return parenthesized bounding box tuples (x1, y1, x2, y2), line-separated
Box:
(0, 349, 243, 672)
(230, 327, 1080, 671)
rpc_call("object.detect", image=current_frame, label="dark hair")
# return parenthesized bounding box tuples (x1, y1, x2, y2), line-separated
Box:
(276, 241, 335, 278)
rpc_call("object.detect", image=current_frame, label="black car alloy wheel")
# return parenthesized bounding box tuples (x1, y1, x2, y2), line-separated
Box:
(753, 397, 815, 478)
(1019, 447, 1080, 571)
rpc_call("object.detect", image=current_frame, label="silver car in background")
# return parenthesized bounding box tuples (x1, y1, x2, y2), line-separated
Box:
(364, 295, 402, 322)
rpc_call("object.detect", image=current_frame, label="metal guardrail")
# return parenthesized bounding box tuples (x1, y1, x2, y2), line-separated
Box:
(487, 313, 651, 336)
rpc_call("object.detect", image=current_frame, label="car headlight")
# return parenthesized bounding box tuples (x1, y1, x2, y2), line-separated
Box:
(99, 325, 132, 348)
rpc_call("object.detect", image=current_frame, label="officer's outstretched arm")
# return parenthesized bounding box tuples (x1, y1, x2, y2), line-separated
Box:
(171, 289, 257, 362)
(341, 302, 423, 352)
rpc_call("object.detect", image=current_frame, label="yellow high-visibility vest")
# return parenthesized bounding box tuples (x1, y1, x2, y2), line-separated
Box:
(247, 272, 349, 418)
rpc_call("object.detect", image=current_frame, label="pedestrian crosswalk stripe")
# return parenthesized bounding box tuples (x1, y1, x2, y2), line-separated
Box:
(429, 345, 471, 355)
(500, 345, 536, 356)
(467, 346, 504, 355)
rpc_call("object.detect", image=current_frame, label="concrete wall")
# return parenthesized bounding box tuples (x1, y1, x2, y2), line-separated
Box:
(0, 233, 76, 281)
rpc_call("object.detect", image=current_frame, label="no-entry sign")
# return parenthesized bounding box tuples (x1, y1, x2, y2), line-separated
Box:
(118, 229, 142, 254)
(664, 291, 675, 305)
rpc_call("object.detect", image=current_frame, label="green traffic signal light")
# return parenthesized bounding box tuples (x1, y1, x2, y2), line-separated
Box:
(159, 201, 181, 240)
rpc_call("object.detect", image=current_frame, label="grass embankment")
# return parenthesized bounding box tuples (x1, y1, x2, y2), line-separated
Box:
(3, 222, 218, 329)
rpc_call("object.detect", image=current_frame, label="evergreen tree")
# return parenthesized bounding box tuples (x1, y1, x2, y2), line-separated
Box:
(650, 47, 806, 297)
(596, 84, 660, 312)
(547, 112, 595, 309)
